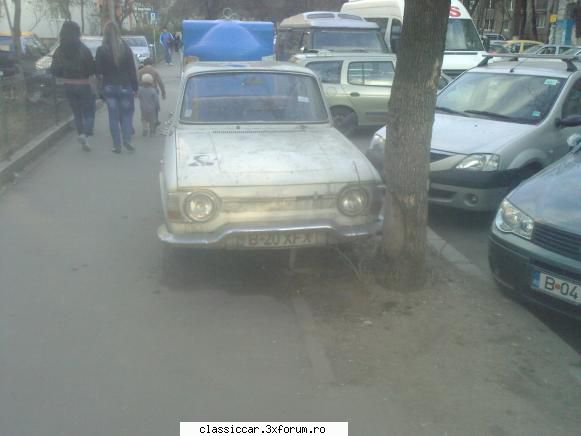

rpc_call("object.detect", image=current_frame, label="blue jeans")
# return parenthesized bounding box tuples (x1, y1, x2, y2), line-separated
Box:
(163, 45, 172, 64)
(103, 85, 134, 147)
(64, 83, 95, 136)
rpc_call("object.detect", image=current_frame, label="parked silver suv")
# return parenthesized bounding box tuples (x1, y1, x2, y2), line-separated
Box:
(366, 55, 581, 211)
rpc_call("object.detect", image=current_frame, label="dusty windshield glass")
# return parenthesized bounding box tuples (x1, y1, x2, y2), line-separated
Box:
(437, 72, 564, 123)
(181, 72, 329, 123)
(312, 30, 386, 52)
(445, 19, 484, 51)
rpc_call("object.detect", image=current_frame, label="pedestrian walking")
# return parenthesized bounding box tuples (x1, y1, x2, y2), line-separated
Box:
(137, 73, 160, 137)
(137, 58, 166, 101)
(49, 21, 96, 151)
(96, 21, 139, 154)
(174, 32, 182, 53)
(160, 28, 174, 65)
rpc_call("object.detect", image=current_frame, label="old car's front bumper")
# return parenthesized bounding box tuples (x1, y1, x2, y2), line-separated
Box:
(488, 226, 581, 321)
(158, 219, 382, 249)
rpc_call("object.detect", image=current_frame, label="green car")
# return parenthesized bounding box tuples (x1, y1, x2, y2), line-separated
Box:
(291, 52, 451, 136)
(489, 134, 581, 320)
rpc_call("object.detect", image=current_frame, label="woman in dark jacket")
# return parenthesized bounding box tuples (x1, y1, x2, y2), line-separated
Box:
(96, 21, 138, 153)
(50, 21, 96, 151)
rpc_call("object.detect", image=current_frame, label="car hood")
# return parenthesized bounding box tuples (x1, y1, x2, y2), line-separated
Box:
(175, 127, 378, 188)
(508, 152, 581, 234)
(374, 114, 536, 155)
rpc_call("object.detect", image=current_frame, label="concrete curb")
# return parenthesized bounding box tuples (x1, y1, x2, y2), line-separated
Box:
(0, 115, 74, 186)
(427, 227, 493, 284)
(0, 101, 104, 187)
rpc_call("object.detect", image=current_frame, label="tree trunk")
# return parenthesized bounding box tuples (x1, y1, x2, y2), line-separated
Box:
(510, 0, 524, 38)
(383, 0, 450, 289)
(524, 0, 538, 40)
(80, 0, 85, 34)
(12, 0, 22, 60)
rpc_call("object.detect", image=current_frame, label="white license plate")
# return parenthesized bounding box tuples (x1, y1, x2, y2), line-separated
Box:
(236, 231, 324, 248)
(531, 270, 581, 306)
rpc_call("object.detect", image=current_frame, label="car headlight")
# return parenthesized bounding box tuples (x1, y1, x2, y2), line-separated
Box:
(338, 187, 369, 216)
(184, 191, 220, 222)
(495, 199, 534, 240)
(370, 133, 386, 152)
(455, 154, 500, 171)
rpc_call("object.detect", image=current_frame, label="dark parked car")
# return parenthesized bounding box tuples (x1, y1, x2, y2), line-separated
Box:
(489, 134, 581, 320)
(0, 32, 49, 77)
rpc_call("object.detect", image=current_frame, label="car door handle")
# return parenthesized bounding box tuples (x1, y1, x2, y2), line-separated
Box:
(350, 92, 360, 97)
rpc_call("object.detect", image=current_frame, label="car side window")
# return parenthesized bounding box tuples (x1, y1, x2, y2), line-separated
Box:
(523, 43, 538, 52)
(306, 61, 342, 84)
(347, 61, 394, 87)
(542, 47, 556, 55)
(510, 43, 520, 53)
(558, 46, 571, 54)
(562, 79, 581, 118)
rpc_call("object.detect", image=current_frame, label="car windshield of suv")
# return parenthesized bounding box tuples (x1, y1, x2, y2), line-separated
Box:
(181, 72, 329, 123)
(446, 19, 484, 51)
(312, 30, 386, 52)
(436, 72, 564, 124)
(122, 37, 148, 47)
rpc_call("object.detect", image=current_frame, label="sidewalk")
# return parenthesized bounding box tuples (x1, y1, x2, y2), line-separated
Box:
(295, 245, 581, 435)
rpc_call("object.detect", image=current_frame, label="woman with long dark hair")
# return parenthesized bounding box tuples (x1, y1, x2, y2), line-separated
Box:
(50, 21, 96, 151)
(96, 21, 138, 153)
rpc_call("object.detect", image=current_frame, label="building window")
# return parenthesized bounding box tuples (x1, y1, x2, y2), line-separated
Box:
(537, 14, 546, 29)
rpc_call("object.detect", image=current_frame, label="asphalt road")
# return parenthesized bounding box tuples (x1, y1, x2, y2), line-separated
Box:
(352, 128, 581, 354)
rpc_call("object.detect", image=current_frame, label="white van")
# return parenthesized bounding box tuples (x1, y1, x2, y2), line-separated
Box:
(276, 11, 388, 61)
(341, 0, 487, 77)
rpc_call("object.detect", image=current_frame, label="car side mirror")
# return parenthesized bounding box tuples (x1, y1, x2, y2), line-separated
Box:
(556, 115, 581, 128)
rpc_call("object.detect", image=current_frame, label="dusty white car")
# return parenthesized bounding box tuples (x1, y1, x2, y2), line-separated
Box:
(158, 62, 383, 249)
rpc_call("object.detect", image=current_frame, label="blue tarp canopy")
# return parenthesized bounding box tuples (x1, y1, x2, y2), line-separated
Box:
(182, 20, 274, 61)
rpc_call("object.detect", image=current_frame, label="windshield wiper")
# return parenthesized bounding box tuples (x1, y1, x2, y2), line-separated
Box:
(464, 110, 520, 122)
(435, 106, 469, 117)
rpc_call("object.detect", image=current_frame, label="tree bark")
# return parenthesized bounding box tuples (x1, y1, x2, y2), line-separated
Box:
(510, 0, 524, 38)
(383, 0, 450, 289)
(80, 0, 85, 34)
(524, 0, 538, 40)
(12, 0, 22, 60)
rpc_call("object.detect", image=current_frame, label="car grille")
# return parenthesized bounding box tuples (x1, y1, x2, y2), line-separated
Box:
(532, 223, 581, 261)
(221, 195, 336, 213)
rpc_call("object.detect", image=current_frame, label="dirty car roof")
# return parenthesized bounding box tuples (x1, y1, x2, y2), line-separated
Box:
(183, 61, 317, 77)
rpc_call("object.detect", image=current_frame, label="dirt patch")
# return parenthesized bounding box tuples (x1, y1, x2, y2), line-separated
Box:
(294, 242, 581, 435)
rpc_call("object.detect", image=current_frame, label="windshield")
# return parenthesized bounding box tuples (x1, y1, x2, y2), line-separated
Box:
(437, 72, 564, 124)
(82, 39, 103, 56)
(122, 37, 148, 47)
(446, 19, 484, 51)
(181, 72, 329, 124)
(312, 29, 387, 52)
